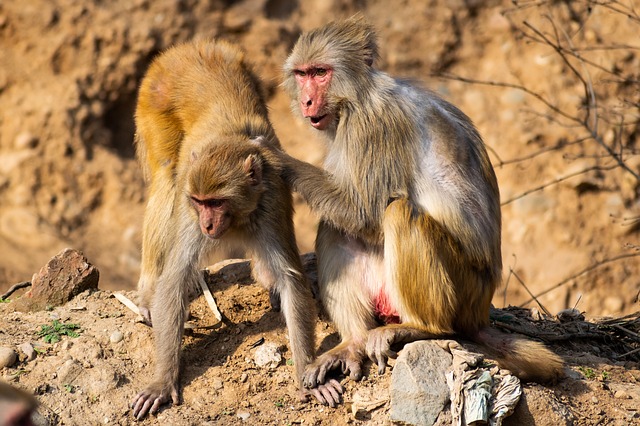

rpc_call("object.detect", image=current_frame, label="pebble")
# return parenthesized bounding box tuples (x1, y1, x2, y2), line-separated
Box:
(239, 372, 248, 383)
(253, 342, 282, 370)
(236, 410, 251, 421)
(19, 342, 36, 361)
(614, 390, 630, 399)
(212, 377, 224, 390)
(110, 331, 124, 344)
(0, 347, 17, 368)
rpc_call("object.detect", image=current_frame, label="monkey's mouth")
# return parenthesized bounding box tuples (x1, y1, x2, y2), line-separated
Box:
(309, 114, 330, 130)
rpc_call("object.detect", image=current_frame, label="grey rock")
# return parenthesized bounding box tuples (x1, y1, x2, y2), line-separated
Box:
(390, 341, 453, 426)
(19, 342, 36, 361)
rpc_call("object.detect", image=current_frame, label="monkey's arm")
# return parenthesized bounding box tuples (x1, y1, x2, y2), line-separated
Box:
(259, 142, 379, 239)
(132, 208, 203, 419)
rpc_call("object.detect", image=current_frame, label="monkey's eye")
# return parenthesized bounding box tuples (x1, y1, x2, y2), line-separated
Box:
(293, 69, 307, 77)
(314, 68, 327, 77)
(203, 199, 225, 208)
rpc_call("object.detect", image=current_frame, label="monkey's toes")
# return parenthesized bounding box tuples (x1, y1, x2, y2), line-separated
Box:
(307, 379, 343, 407)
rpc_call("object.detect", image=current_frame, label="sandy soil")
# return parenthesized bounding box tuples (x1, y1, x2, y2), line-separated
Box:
(1, 0, 639, 424)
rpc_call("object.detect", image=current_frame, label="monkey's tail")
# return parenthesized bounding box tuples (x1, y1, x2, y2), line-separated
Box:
(472, 327, 565, 383)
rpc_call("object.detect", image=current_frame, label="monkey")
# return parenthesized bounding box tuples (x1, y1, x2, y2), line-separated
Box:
(0, 380, 37, 426)
(130, 39, 332, 418)
(257, 15, 564, 405)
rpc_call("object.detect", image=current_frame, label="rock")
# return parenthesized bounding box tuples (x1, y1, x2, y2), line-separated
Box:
(212, 377, 224, 390)
(390, 341, 453, 426)
(109, 331, 124, 344)
(614, 390, 630, 399)
(14, 131, 39, 149)
(19, 342, 36, 362)
(13, 248, 99, 312)
(253, 342, 282, 370)
(0, 347, 18, 368)
(237, 410, 251, 421)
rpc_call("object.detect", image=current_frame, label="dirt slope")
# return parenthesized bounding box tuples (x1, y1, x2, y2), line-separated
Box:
(1, 0, 639, 424)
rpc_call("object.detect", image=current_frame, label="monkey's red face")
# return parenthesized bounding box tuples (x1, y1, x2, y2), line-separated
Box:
(293, 65, 334, 130)
(190, 196, 232, 239)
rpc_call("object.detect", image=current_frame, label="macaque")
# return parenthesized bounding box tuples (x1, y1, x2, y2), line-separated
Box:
(0, 381, 37, 426)
(131, 40, 320, 418)
(260, 15, 564, 405)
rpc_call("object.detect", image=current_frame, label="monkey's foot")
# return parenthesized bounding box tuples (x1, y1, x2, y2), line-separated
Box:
(302, 343, 364, 388)
(131, 382, 179, 419)
(365, 327, 400, 374)
(366, 325, 434, 374)
(300, 379, 343, 407)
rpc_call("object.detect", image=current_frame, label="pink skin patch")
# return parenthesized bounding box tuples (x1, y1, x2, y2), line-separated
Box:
(374, 289, 400, 325)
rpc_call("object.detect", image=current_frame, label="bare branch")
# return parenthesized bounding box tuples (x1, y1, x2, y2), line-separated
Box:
(519, 252, 640, 307)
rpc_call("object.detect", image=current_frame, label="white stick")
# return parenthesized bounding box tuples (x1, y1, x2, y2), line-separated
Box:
(198, 275, 223, 323)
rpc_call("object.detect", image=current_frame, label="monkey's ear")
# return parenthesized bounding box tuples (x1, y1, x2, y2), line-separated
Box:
(243, 154, 262, 186)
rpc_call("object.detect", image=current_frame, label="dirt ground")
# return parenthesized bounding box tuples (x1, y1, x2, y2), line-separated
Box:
(1, 0, 639, 424)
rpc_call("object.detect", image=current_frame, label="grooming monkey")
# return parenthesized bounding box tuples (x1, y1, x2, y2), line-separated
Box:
(131, 40, 321, 418)
(259, 15, 564, 405)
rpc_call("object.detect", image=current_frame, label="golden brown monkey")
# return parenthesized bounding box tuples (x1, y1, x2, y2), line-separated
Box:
(258, 15, 564, 405)
(131, 39, 323, 418)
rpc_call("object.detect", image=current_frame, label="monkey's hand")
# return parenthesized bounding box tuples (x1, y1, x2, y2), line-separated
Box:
(250, 136, 294, 182)
(303, 343, 364, 389)
(131, 381, 179, 419)
(300, 379, 344, 408)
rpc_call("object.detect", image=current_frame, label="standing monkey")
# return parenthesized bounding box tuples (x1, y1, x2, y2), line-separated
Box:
(261, 15, 563, 405)
(131, 40, 319, 418)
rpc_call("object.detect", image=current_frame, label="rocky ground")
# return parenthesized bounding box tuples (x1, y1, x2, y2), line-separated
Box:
(1, 0, 639, 424)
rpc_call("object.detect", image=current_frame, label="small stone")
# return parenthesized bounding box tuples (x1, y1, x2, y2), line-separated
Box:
(14, 132, 39, 149)
(0, 347, 18, 368)
(110, 331, 124, 344)
(212, 377, 224, 390)
(254, 342, 282, 370)
(19, 342, 36, 361)
(239, 372, 248, 383)
(614, 390, 630, 399)
(237, 410, 251, 421)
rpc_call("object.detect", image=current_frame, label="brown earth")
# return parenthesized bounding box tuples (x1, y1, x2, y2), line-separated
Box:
(1, 0, 639, 424)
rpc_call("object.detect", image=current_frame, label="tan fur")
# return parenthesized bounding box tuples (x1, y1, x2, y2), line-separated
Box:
(266, 15, 563, 398)
(131, 40, 316, 419)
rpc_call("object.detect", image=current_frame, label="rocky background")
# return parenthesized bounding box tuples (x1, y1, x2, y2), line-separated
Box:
(1, 0, 639, 424)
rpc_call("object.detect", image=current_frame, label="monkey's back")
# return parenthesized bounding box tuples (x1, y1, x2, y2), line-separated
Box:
(135, 39, 274, 180)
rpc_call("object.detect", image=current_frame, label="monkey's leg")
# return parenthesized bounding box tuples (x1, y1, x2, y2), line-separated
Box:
(366, 198, 458, 372)
(249, 215, 347, 406)
(303, 222, 380, 390)
(132, 211, 204, 419)
(137, 176, 176, 324)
